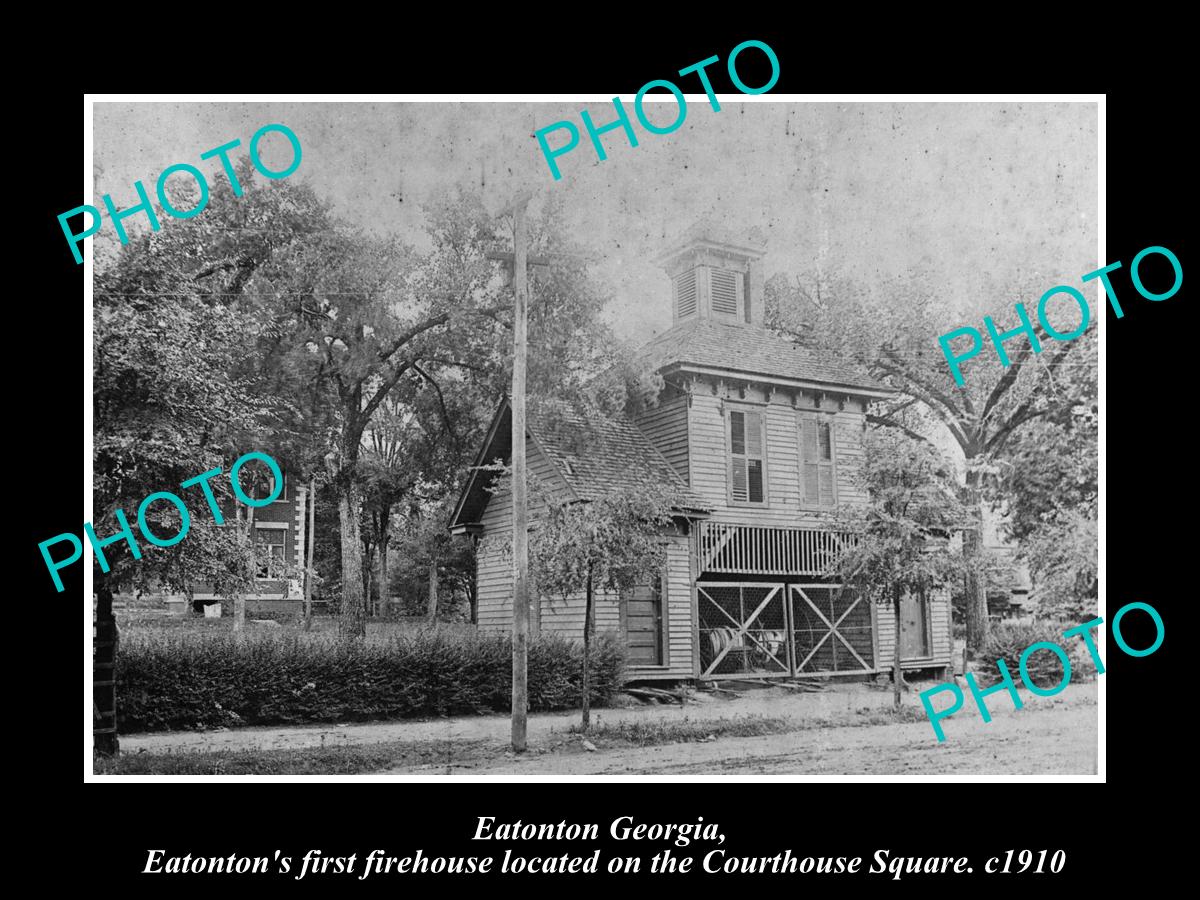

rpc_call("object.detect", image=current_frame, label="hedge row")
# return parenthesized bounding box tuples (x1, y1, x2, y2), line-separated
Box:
(116, 629, 626, 732)
(977, 621, 1098, 689)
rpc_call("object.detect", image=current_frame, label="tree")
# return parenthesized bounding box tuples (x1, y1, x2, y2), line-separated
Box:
(294, 191, 615, 639)
(359, 359, 489, 620)
(92, 166, 324, 751)
(828, 429, 969, 708)
(529, 484, 679, 730)
(992, 382, 1097, 619)
(93, 157, 344, 607)
(767, 268, 1096, 653)
(94, 247, 275, 606)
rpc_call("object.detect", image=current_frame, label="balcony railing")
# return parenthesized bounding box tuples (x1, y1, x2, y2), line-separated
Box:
(698, 521, 857, 576)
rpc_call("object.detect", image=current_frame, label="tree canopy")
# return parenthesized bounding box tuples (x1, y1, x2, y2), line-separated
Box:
(767, 266, 1098, 646)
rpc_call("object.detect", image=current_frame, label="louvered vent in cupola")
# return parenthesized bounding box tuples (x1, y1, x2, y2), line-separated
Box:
(674, 269, 697, 319)
(656, 227, 765, 327)
(711, 267, 740, 318)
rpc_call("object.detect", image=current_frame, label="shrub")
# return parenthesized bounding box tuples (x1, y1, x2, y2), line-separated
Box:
(116, 628, 626, 732)
(976, 621, 1098, 689)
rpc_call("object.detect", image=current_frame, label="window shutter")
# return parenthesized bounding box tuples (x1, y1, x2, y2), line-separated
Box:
(745, 411, 764, 502)
(729, 410, 745, 454)
(729, 408, 765, 504)
(801, 417, 820, 504)
(818, 463, 835, 506)
(818, 421, 836, 505)
(747, 460, 764, 503)
(745, 411, 763, 457)
(731, 457, 748, 501)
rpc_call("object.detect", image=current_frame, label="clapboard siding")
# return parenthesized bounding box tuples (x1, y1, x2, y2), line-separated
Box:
(875, 587, 954, 669)
(687, 390, 868, 527)
(474, 436, 693, 680)
(633, 397, 689, 482)
(475, 437, 570, 632)
(532, 534, 692, 679)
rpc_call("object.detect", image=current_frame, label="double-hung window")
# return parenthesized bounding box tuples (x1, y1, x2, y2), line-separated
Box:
(727, 407, 767, 506)
(254, 526, 287, 580)
(799, 414, 838, 508)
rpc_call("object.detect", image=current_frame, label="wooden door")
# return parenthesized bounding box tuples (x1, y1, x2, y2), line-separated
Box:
(622, 578, 663, 666)
(899, 591, 931, 659)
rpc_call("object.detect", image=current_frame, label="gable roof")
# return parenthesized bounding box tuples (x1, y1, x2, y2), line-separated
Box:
(449, 398, 710, 531)
(637, 318, 890, 396)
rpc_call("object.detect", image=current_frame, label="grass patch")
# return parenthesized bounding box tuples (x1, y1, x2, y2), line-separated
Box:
(95, 739, 491, 776)
(854, 705, 930, 726)
(573, 715, 795, 746)
(577, 707, 932, 747)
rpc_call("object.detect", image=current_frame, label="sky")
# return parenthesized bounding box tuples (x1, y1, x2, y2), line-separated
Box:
(93, 99, 1098, 343)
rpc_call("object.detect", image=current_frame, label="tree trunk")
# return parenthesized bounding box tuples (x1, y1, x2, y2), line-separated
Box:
(962, 468, 990, 655)
(468, 576, 478, 625)
(338, 479, 367, 639)
(93, 579, 119, 756)
(363, 546, 374, 618)
(303, 476, 316, 632)
(378, 511, 390, 619)
(581, 567, 594, 731)
(427, 558, 438, 624)
(893, 587, 903, 710)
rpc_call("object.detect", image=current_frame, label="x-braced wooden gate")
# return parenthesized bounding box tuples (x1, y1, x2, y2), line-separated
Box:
(697, 582, 877, 678)
(789, 584, 876, 676)
(698, 583, 789, 677)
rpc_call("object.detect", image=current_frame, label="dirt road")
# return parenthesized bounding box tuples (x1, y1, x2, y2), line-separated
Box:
(117, 682, 1097, 777)
(404, 687, 1096, 776)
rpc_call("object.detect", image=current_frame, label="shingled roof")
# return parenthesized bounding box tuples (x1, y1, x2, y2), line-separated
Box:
(449, 398, 710, 530)
(527, 405, 709, 512)
(636, 318, 889, 395)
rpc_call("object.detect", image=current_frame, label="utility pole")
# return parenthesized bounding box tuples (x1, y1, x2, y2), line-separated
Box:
(510, 195, 531, 753)
(486, 196, 590, 752)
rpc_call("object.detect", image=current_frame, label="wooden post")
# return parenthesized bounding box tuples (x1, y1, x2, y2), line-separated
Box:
(511, 197, 530, 753)
(379, 509, 390, 620)
(304, 476, 316, 631)
(428, 558, 439, 624)
(893, 587, 903, 710)
(93, 582, 119, 756)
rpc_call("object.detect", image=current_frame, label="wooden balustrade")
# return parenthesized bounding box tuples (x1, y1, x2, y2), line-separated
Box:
(698, 520, 857, 576)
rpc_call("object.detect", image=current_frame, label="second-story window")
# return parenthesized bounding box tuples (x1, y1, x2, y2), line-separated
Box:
(728, 408, 766, 505)
(267, 471, 287, 503)
(799, 413, 837, 508)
